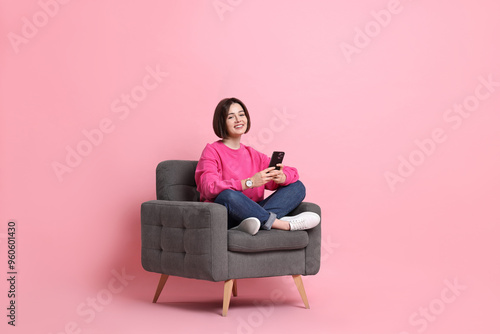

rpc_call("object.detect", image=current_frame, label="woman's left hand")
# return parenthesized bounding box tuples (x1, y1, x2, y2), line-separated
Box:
(269, 163, 286, 184)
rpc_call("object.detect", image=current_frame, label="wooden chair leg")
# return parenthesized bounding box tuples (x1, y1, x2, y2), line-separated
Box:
(292, 275, 310, 309)
(222, 279, 234, 317)
(232, 279, 238, 297)
(152, 274, 169, 303)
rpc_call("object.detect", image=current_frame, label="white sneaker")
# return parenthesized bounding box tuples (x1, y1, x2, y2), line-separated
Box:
(233, 217, 260, 235)
(281, 212, 320, 231)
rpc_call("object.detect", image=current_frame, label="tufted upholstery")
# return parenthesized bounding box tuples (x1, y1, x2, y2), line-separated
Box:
(141, 160, 321, 283)
(141, 200, 228, 281)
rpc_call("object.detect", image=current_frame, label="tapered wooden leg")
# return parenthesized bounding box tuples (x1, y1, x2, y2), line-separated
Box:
(152, 274, 169, 303)
(292, 275, 310, 309)
(222, 279, 234, 316)
(232, 279, 238, 297)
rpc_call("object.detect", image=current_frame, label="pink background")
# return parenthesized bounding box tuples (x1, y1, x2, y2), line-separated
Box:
(1, 0, 499, 333)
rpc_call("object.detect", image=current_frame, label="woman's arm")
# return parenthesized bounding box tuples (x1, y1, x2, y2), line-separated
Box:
(241, 166, 280, 190)
(195, 145, 243, 201)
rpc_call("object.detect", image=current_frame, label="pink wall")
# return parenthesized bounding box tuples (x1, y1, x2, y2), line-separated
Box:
(1, 1, 499, 333)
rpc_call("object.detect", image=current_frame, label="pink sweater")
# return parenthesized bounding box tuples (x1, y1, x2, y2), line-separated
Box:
(195, 140, 299, 202)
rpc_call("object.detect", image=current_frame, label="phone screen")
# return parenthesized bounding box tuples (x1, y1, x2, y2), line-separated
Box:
(268, 151, 285, 170)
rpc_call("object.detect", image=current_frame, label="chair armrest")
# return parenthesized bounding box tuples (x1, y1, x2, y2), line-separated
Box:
(141, 200, 229, 282)
(289, 202, 322, 275)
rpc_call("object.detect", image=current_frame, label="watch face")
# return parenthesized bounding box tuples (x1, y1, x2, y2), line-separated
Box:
(246, 180, 252, 187)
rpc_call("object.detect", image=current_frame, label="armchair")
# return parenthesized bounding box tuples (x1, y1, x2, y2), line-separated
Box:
(141, 160, 321, 316)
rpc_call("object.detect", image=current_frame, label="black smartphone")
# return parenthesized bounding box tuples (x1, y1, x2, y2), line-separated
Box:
(268, 151, 285, 170)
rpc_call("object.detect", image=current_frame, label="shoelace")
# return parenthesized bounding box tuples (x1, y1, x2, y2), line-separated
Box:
(289, 218, 307, 231)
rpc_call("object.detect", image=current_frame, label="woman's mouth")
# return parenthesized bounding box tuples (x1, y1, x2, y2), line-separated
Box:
(235, 124, 244, 129)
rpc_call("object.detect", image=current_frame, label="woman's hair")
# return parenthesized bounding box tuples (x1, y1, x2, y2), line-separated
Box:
(212, 97, 251, 139)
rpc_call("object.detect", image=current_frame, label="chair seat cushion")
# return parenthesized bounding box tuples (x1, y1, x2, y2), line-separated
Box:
(228, 229, 309, 253)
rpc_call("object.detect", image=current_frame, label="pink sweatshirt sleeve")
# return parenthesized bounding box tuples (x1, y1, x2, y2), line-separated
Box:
(195, 144, 243, 201)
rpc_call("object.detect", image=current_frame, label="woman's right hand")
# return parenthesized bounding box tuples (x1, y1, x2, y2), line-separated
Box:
(250, 167, 277, 188)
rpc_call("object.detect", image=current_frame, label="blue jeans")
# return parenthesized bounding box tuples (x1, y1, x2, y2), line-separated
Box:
(214, 180, 306, 230)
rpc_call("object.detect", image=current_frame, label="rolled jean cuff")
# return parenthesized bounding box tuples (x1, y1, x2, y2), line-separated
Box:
(262, 212, 276, 230)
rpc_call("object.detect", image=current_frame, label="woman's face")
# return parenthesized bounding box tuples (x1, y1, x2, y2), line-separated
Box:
(225, 103, 247, 138)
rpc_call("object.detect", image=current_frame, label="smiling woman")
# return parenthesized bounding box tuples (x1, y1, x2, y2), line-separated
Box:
(212, 97, 251, 144)
(195, 97, 320, 235)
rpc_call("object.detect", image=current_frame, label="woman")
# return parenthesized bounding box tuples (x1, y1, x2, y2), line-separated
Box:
(195, 97, 320, 235)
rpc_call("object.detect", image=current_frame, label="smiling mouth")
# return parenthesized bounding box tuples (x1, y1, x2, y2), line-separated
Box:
(235, 124, 244, 129)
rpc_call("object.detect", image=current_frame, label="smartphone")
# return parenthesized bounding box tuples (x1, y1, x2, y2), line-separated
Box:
(268, 151, 285, 170)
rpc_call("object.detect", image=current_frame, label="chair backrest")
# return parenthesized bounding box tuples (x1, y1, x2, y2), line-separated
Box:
(156, 160, 200, 202)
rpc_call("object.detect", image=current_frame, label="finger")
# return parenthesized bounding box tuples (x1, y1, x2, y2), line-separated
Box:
(262, 171, 273, 179)
(264, 167, 276, 173)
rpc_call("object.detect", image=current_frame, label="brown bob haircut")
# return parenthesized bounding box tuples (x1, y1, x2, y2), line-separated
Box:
(212, 97, 251, 139)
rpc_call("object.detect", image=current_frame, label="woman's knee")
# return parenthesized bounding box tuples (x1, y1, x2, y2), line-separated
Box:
(290, 180, 306, 198)
(214, 189, 241, 204)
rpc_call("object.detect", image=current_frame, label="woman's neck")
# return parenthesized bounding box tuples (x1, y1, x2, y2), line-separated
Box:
(222, 136, 241, 150)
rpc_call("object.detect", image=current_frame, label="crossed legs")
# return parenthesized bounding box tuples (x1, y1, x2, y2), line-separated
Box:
(214, 180, 306, 230)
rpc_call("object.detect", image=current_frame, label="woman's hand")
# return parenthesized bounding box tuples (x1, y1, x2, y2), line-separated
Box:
(269, 163, 286, 184)
(250, 167, 277, 188)
(242, 165, 287, 190)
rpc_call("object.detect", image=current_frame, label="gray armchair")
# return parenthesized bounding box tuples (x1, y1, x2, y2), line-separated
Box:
(141, 160, 321, 316)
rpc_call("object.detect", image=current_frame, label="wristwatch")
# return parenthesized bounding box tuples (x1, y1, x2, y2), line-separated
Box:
(245, 178, 253, 188)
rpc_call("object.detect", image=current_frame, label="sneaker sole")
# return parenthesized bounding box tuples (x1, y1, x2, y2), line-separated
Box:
(238, 217, 260, 235)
